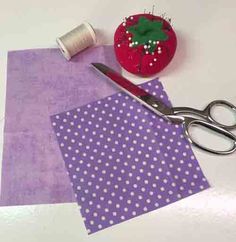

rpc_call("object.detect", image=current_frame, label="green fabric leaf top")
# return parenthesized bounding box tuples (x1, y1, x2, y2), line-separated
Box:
(127, 17, 168, 53)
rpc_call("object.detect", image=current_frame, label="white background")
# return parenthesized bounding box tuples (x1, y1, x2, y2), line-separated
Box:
(0, 0, 236, 241)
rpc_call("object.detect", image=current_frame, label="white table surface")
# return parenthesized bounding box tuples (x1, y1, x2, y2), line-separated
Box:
(0, 0, 236, 241)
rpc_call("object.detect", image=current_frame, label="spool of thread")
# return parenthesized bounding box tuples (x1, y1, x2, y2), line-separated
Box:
(56, 22, 96, 60)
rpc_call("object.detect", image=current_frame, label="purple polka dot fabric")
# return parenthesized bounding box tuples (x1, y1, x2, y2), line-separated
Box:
(51, 78, 209, 234)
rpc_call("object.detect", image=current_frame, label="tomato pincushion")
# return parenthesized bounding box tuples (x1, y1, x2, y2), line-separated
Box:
(114, 14, 177, 76)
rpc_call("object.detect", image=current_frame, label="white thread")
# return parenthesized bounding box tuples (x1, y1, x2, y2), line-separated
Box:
(56, 22, 96, 60)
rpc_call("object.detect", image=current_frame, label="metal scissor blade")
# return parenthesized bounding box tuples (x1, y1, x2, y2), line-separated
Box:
(91, 63, 173, 119)
(92, 63, 149, 97)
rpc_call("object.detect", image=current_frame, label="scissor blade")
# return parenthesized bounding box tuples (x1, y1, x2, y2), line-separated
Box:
(91, 62, 173, 118)
(92, 63, 149, 97)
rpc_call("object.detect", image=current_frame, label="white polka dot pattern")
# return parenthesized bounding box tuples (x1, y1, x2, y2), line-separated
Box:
(51, 79, 209, 234)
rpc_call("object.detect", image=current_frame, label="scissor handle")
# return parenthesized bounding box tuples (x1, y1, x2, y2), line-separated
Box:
(183, 117, 236, 155)
(203, 100, 236, 130)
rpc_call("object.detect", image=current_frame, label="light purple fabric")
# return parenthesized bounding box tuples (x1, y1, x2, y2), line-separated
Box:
(51, 78, 210, 234)
(0, 46, 121, 206)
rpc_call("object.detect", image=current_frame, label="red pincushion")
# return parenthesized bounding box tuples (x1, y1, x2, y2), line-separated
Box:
(114, 14, 177, 76)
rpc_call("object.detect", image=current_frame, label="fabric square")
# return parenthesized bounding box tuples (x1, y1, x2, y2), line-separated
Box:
(0, 46, 120, 206)
(51, 78, 209, 234)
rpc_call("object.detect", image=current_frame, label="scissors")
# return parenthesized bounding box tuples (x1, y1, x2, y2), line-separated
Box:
(92, 63, 236, 155)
